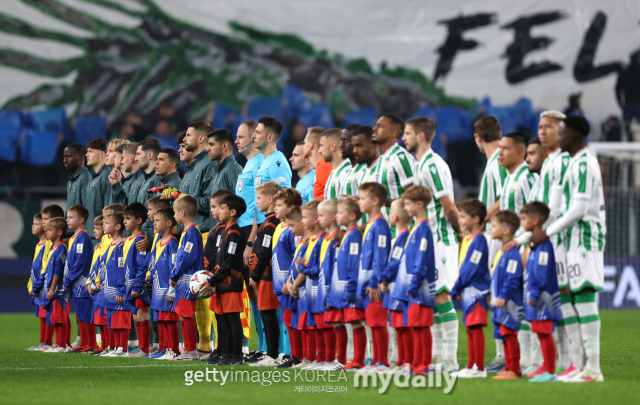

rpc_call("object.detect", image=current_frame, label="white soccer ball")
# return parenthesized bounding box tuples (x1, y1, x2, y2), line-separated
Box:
(189, 270, 215, 298)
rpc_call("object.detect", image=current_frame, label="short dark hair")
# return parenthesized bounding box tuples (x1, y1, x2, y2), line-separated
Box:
(352, 125, 374, 139)
(66, 143, 86, 156)
(359, 182, 387, 206)
(208, 128, 234, 146)
(382, 114, 404, 135)
(86, 138, 108, 152)
(42, 204, 64, 218)
(174, 195, 197, 218)
(564, 115, 590, 137)
(286, 206, 303, 222)
(219, 195, 246, 218)
(459, 199, 487, 224)
(402, 185, 432, 206)
(211, 189, 232, 201)
(177, 130, 187, 145)
(241, 120, 258, 135)
(406, 117, 436, 143)
(504, 132, 528, 150)
(159, 148, 180, 166)
(147, 196, 171, 209)
(344, 124, 362, 132)
(154, 208, 176, 228)
(139, 138, 162, 158)
(123, 202, 148, 222)
(493, 210, 521, 235)
(474, 116, 501, 142)
(274, 188, 303, 207)
(258, 116, 283, 140)
(529, 136, 542, 146)
(521, 201, 550, 225)
(189, 120, 213, 134)
(67, 204, 89, 222)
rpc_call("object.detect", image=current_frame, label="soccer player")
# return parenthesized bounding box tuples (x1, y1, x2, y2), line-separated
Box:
(290, 142, 315, 204)
(248, 182, 284, 366)
(354, 183, 391, 371)
(26, 213, 50, 351)
(340, 124, 360, 167)
(169, 195, 204, 361)
(525, 137, 548, 179)
(379, 199, 412, 373)
(64, 143, 92, 210)
(109, 143, 142, 207)
(404, 116, 460, 369)
(521, 202, 561, 382)
(85, 138, 112, 238)
(530, 116, 605, 383)
(489, 211, 524, 380)
(63, 205, 95, 353)
(178, 131, 195, 166)
(100, 212, 130, 357)
(321, 128, 352, 201)
(122, 203, 152, 357)
(371, 115, 416, 221)
(147, 208, 180, 360)
(391, 185, 436, 375)
(200, 195, 248, 366)
(302, 126, 331, 200)
(106, 139, 129, 169)
(451, 199, 491, 378)
(34, 217, 69, 352)
(342, 126, 379, 198)
(134, 139, 162, 237)
(234, 120, 264, 261)
(206, 129, 242, 203)
(154, 148, 182, 191)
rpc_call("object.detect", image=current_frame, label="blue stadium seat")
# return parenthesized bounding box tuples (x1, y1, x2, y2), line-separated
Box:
(212, 102, 240, 129)
(20, 129, 59, 166)
(153, 135, 181, 151)
(282, 84, 311, 120)
(25, 108, 71, 143)
(343, 106, 377, 127)
(248, 96, 283, 121)
(434, 107, 472, 143)
(75, 116, 106, 146)
(298, 104, 334, 128)
(0, 110, 23, 162)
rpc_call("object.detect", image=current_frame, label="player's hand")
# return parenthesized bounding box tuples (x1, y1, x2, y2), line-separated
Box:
(47, 289, 54, 300)
(30, 291, 36, 297)
(342, 194, 360, 203)
(109, 169, 122, 185)
(331, 231, 342, 243)
(116, 296, 124, 304)
(282, 283, 289, 295)
(528, 299, 537, 307)
(493, 298, 505, 307)
(168, 296, 174, 304)
(243, 245, 253, 267)
(502, 239, 518, 253)
(136, 235, 150, 251)
(291, 287, 299, 299)
(131, 291, 140, 298)
(455, 294, 460, 300)
(96, 281, 102, 290)
(529, 231, 549, 249)
(249, 278, 258, 290)
(367, 287, 381, 303)
(378, 282, 388, 293)
(86, 284, 94, 295)
(169, 280, 176, 287)
(199, 282, 214, 295)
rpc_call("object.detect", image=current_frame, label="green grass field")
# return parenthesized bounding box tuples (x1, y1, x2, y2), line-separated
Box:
(1, 311, 637, 405)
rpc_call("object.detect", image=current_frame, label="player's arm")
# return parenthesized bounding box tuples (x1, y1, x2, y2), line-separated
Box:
(394, 153, 415, 191)
(342, 238, 361, 302)
(48, 253, 65, 299)
(209, 230, 241, 286)
(203, 231, 218, 271)
(63, 245, 86, 290)
(408, 228, 435, 297)
(243, 217, 259, 266)
(249, 224, 276, 282)
(132, 247, 149, 294)
(197, 164, 216, 217)
(269, 163, 292, 188)
(451, 239, 484, 298)
(369, 227, 390, 289)
(381, 239, 404, 285)
(170, 234, 198, 282)
(110, 180, 128, 206)
(500, 256, 523, 300)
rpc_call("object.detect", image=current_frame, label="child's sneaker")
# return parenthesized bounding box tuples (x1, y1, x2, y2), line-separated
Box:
(104, 347, 126, 357)
(26, 343, 43, 351)
(563, 368, 604, 383)
(157, 349, 176, 360)
(485, 357, 506, 373)
(555, 364, 580, 381)
(173, 350, 199, 361)
(146, 349, 166, 359)
(250, 355, 280, 367)
(521, 364, 541, 376)
(342, 362, 364, 372)
(71, 336, 81, 348)
(44, 345, 64, 353)
(456, 364, 487, 378)
(492, 370, 520, 380)
(527, 365, 545, 378)
(291, 359, 312, 369)
(529, 371, 557, 382)
(128, 350, 149, 358)
(276, 355, 301, 368)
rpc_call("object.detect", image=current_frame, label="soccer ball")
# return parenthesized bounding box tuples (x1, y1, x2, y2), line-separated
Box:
(189, 270, 215, 298)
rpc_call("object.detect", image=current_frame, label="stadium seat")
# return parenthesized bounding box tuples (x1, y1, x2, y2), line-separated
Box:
(282, 84, 311, 120)
(0, 110, 23, 162)
(343, 106, 377, 127)
(24, 108, 71, 143)
(248, 96, 284, 121)
(298, 104, 334, 128)
(20, 129, 59, 166)
(153, 135, 181, 151)
(434, 107, 472, 143)
(212, 102, 240, 129)
(75, 116, 106, 146)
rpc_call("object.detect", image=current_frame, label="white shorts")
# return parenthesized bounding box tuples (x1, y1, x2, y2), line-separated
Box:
(553, 242, 568, 290)
(435, 242, 459, 294)
(566, 248, 604, 293)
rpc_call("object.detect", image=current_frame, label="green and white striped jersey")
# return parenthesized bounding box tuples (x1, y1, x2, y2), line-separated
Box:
(479, 147, 508, 210)
(369, 143, 416, 200)
(500, 161, 537, 214)
(415, 149, 457, 246)
(324, 159, 352, 200)
(531, 148, 570, 203)
(562, 148, 606, 252)
(341, 162, 366, 196)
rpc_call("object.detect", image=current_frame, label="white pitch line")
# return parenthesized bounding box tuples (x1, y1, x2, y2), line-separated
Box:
(1, 363, 205, 371)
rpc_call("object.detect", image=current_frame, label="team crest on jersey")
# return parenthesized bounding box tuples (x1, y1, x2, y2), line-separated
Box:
(238, 178, 243, 191)
(378, 235, 387, 248)
(392, 246, 403, 259)
(430, 166, 437, 174)
(507, 259, 518, 274)
(420, 238, 427, 251)
(538, 251, 549, 265)
(118, 257, 124, 267)
(172, 253, 177, 265)
(579, 163, 587, 173)
(350, 243, 359, 255)
(263, 235, 272, 248)
(76, 243, 83, 254)
(184, 242, 193, 253)
(510, 180, 518, 191)
(470, 250, 483, 264)
(228, 242, 237, 254)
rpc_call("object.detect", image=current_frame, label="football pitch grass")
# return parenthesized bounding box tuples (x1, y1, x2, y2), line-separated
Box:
(1, 311, 637, 405)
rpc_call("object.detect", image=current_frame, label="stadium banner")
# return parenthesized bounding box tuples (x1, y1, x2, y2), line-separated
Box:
(0, 0, 639, 134)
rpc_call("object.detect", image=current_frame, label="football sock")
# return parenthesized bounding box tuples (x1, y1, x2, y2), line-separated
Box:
(518, 321, 532, 368)
(277, 309, 289, 355)
(226, 312, 244, 357)
(352, 326, 366, 366)
(411, 327, 423, 369)
(470, 326, 485, 370)
(250, 301, 266, 352)
(78, 322, 86, 349)
(39, 318, 46, 344)
(114, 329, 128, 350)
(214, 315, 225, 356)
(365, 326, 373, 362)
(129, 317, 137, 344)
(288, 326, 303, 361)
(402, 327, 414, 366)
(306, 329, 317, 361)
(554, 324, 571, 370)
(55, 323, 67, 348)
(158, 322, 166, 351)
(495, 336, 505, 362)
(86, 323, 97, 349)
(466, 327, 474, 369)
(537, 332, 556, 374)
(372, 326, 389, 366)
(148, 309, 159, 346)
(181, 317, 197, 352)
(431, 307, 443, 360)
(104, 327, 111, 349)
(211, 311, 218, 350)
(167, 321, 180, 353)
(560, 294, 584, 369)
(396, 328, 405, 366)
(44, 324, 54, 346)
(334, 325, 348, 365)
(436, 301, 459, 364)
(136, 320, 150, 353)
(195, 298, 213, 352)
(315, 328, 326, 362)
(503, 331, 520, 375)
(260, 309, 280, 359)
(574, 292, 601, 373)
(323, 328, 336, 362)
(66, 314, 71, 348)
